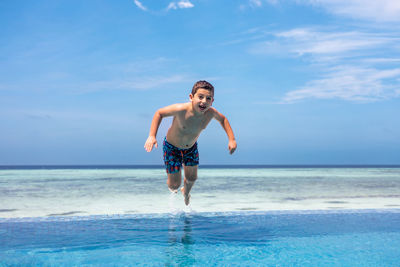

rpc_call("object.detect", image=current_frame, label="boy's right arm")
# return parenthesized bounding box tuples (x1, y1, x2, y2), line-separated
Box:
(144, 104, 182, 152)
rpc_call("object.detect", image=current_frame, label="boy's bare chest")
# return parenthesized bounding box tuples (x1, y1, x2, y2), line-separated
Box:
(177, 114, 210, 134)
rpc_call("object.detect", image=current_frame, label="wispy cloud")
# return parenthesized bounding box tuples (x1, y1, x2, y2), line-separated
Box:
(300, 0, 400, 22)
(251, 28, 398, 60)
(133, 0, 147, 11)
(0, 56, 192, 95)
(282, 66, 400, 103)
(246, 0, 400, 22)
(77, 74, 190, 94)
(133, 0, 194, 12)
(249, 0, 262, 8)
(240, 0, 277, 10)
(10, 108, 135, 126)
(247, 27, 400, 103)
(82, 58, 191, 92)
(167, 1, 194, 11)
(242, 1, 400, 104)
(112, 74, 188, 90)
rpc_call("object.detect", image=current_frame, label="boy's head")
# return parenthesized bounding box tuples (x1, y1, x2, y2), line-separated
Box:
(190, 80, 214, 113)
(191, 80, 214, 97)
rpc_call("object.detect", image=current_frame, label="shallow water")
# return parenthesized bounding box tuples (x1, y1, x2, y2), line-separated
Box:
(1, 167, 400, 218)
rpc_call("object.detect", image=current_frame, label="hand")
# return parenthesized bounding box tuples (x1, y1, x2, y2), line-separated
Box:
(144, 136, 158, 152)
(228, 140, 237, 154)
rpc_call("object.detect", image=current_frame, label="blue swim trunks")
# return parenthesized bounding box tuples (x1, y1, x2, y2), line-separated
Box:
(163, 137, 199, 173)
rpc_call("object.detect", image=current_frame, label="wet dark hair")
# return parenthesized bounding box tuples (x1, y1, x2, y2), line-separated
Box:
(191, 80, 214, 96)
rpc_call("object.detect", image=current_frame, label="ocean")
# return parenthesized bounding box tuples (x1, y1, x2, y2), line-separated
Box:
(1, 166, 400, 218)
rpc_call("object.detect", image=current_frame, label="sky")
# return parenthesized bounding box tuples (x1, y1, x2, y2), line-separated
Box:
(1, 0, 400, 165)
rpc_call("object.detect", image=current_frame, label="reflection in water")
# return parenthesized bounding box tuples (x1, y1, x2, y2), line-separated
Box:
(165, 214, 195, 266)
(181, 216, 194, 245)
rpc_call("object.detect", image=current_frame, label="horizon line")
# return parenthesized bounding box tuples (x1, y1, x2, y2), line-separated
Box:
(1, 164, 400, 169)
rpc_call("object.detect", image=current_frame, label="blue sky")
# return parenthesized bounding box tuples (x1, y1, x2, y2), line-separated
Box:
(1, 0, 400, 165)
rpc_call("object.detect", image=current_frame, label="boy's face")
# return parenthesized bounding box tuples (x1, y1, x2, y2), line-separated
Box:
(190, 88, 214, 113)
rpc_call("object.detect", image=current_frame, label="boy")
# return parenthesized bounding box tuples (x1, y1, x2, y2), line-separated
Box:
(144, 80, 237, 205)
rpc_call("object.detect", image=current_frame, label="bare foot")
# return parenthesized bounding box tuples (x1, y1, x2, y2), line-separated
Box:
(169, 187, 178, 194)
(181, 187, 190, 206)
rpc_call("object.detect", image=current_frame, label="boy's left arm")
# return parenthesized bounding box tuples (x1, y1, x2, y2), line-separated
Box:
(212, 108, 237, 154)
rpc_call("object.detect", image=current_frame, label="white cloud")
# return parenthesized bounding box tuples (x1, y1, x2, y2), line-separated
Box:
(116, 74, 188, 90)
(178, 1, 194, 8)
(241, 0, 278, 10)
(167, 1, 194, 10)
(248, 0, 400, 22)
(250, 0, 262, 7)
(251, 28, 397, 59)
(133, 0, 147, 11)
(362, 58, 400, 64)
(301, 0, 400, 22)
(282, 66, 400, 103)
(247, 27, 400, 103)
(133, 0, 194, 12)
(14, 109, 134, 125)
(167, 3, 177, 10)
(78, 74, 190, 94)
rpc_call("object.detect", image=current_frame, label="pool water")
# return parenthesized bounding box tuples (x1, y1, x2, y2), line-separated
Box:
(1, 210, 400, 266)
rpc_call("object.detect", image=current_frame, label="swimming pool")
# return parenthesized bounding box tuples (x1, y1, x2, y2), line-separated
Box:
(1, 209, 399, 266)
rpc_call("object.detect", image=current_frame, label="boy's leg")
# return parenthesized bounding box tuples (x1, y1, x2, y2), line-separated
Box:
(167, 170, 182, 192)
(181, 165, 198, 205)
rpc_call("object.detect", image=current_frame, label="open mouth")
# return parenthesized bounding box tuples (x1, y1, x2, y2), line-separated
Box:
(199, 105, 206, 111)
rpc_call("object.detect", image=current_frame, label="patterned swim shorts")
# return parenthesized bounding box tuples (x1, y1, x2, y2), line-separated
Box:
(163, 137, 199, 174)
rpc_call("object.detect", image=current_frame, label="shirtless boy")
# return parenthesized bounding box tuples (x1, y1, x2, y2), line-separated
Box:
(144, 80, 237, 205)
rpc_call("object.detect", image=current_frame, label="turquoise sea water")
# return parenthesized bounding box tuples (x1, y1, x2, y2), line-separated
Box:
(1, 166, 400, 265)
(1, 167, 400, 217)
